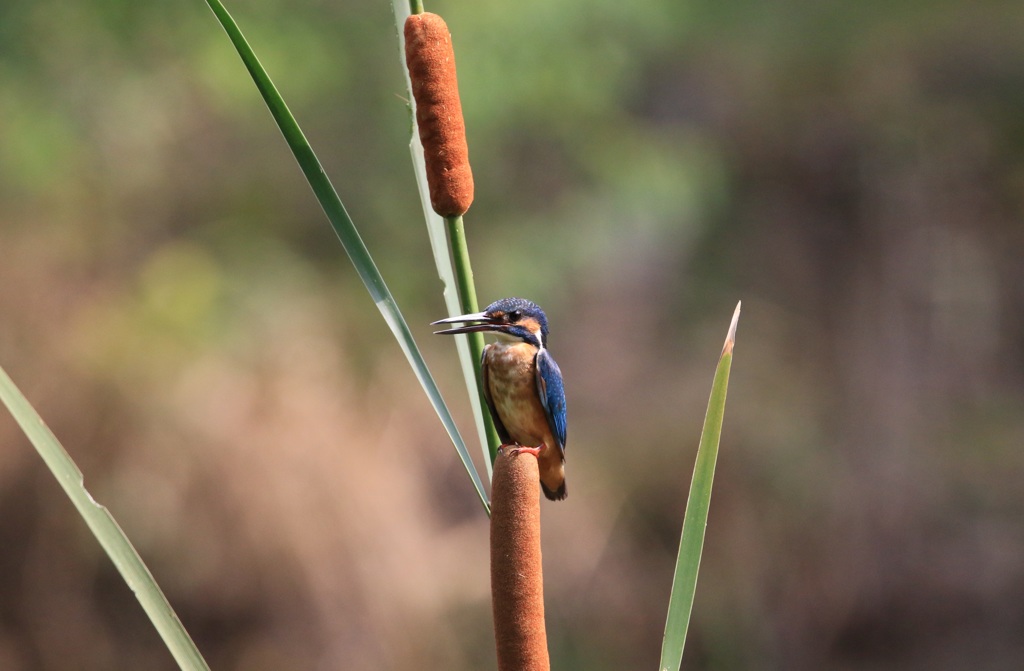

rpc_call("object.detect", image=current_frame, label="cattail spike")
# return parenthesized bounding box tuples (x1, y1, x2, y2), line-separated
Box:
(490, 450, 550, 671)
(404, 12, 474, 217)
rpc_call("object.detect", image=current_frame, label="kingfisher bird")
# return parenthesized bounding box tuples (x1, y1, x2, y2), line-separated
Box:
(432, 297, 568, 500)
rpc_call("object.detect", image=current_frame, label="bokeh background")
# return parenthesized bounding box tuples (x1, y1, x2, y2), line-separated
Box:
(2, 0, 1023, 668)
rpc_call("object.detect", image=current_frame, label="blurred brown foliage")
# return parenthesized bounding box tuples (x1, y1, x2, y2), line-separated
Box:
(1, 0, 1023, 669)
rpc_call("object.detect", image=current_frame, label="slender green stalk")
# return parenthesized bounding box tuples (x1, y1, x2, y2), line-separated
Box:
(445, 215, 502, 465)
(408, 0, 424, 15)
(406, 118, 494, 482)
(660, 301, 741, 671)
(204, 0, 489, 513)
(393, 0, 496, 479)
(0, 364, 210, 671)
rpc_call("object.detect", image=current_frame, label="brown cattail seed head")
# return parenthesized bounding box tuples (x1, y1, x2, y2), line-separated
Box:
(404, 12, 474, 217)
(490, 450, 550, 671)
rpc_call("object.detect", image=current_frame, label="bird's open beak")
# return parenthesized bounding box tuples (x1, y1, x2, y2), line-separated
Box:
(431, 311, 498, 335)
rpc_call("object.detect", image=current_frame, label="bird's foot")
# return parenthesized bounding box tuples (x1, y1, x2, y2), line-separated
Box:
(505, 444, 544, 458)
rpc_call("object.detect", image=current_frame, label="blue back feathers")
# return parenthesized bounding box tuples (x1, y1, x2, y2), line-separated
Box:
(535, 348, 568, 451)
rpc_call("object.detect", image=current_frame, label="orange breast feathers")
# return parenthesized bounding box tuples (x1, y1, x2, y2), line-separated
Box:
(483, 342, 553, 448)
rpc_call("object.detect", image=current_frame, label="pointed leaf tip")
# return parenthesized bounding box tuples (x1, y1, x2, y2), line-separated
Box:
(722, 301, 741, 357)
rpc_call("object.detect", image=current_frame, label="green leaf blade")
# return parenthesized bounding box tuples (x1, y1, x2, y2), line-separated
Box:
(660, 301, 741, 671)
(203, 0, 489, 513)
(0, 365, 211, 671)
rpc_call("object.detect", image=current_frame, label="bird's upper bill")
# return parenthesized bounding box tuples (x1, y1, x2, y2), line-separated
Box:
(432, 297, 550, 348)
(430, 311, 501, 336)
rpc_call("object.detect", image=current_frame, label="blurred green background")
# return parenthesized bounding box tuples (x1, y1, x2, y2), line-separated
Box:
(2, 0, 1023, 669)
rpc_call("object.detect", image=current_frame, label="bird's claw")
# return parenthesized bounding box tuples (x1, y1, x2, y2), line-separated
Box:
(500, 443, 544, 458)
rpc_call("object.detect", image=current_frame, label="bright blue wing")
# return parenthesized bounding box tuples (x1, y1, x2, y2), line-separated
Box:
(535, 349, 567, 452)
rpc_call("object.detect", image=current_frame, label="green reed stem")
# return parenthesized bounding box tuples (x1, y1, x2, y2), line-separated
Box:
(445, 215, 502, 465)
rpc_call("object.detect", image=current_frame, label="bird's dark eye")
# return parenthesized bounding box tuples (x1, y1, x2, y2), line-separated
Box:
(507, 310, 522, 322)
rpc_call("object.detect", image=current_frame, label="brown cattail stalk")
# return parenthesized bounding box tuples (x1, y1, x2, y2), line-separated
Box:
(404, 12, 474, 217)
(490, 450, 550, 671)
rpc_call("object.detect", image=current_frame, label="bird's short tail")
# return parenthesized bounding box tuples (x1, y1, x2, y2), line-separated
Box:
(541, 479, 567, 501)
(538, 447, 567, 500)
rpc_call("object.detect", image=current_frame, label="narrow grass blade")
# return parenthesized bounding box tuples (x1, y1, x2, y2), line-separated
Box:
(204, 0, 489, 513)
(0, 364, 210, 671)
(660, 301, 741, 671)
(392, 0, 500, 477)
